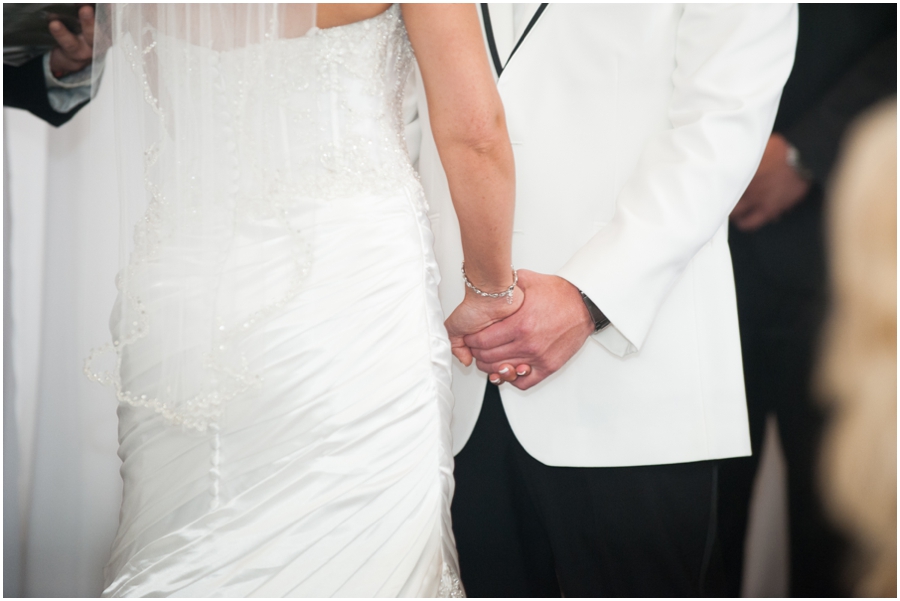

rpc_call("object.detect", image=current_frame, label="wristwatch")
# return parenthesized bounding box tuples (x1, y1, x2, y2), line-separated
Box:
(579, 290, 610, 332)
(785, 142, 814, 181)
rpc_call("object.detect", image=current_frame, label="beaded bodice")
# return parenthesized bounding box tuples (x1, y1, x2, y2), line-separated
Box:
(200, 4, 420, 204)
(308, 5, 419, 197)
(88, 5, 423, 433)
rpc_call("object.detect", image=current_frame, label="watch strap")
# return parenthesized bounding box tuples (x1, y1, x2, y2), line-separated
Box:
(579, 290, 610, 332)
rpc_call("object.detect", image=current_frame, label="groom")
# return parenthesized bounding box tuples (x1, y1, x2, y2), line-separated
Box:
(415, 4, 798, 597)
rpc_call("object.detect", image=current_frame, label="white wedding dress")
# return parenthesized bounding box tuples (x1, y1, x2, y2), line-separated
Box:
(100, 5, 462, 597)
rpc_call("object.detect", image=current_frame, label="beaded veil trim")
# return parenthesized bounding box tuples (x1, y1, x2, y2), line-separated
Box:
(85, 5, 424, 432)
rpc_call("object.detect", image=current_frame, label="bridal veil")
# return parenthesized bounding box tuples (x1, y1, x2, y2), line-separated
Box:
(86, 5, 321, 431)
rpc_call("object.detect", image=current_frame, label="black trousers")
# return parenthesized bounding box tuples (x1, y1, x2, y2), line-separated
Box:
(451, 383, 726, 597)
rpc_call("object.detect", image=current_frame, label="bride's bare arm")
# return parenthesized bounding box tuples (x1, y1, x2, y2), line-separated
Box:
(403, 4, 515, 293)
(402, 4, 521, 364)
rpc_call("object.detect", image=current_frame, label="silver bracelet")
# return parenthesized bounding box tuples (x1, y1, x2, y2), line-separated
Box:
(461, 263, 518, 304)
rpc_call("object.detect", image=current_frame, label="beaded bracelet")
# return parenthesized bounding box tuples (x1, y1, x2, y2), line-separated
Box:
(461, 263, 518, 304)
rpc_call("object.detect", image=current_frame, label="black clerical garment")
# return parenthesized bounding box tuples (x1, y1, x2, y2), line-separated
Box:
(4, 54, 87, 127)
(720, 4, 896, 597)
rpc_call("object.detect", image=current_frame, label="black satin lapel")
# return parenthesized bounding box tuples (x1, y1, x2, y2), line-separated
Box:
(506, 4, 548, 71)
(480, 4, 504, 77)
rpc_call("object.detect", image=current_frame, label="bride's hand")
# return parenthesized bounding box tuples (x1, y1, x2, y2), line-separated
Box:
(445, 286, 524, 367)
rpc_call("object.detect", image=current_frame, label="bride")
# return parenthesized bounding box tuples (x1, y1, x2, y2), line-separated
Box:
(89, 3, 520, 597)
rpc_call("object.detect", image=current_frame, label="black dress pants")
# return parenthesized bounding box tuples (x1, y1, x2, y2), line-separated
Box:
(451, 382, 726, 597)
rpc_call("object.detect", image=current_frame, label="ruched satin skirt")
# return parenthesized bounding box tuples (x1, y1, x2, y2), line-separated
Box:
(102, 184, 461, 596)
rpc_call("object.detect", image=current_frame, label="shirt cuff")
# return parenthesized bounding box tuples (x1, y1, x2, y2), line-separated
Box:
(590, 324, 638, 358)
(43, 51, 103, 113)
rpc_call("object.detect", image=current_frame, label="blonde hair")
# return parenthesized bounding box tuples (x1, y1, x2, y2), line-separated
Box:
(818, 98, 897, 598)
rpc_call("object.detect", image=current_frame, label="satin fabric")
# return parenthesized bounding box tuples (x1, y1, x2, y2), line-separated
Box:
(102, 6, 460, 595)
(104, 185, 457, 596)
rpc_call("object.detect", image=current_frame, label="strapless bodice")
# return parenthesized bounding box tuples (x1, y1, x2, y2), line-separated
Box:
(159, 4, 418, 205)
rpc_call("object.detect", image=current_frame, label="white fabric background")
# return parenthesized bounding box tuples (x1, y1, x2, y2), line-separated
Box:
(3, 61, 123, 597)
(2, 54, 788, 597)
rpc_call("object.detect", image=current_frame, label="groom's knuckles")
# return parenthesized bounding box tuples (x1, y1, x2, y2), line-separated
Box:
(478, 358, 503, 373)
(465, 320, 514, 349)
(470, 347, 492, 362)
(472, 344, 515, 364)
(522, 338, 541, 356)
(514, 306, 539, 335)
(474, 359, 493, 373)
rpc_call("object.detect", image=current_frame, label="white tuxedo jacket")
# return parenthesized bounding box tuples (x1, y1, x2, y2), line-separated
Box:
(414, 4, 798, 467)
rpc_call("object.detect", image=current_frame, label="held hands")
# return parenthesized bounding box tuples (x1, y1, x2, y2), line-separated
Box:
(48, 5, 96, 79)
(451, 269, 595, 391)
(445, 285, 525, 367)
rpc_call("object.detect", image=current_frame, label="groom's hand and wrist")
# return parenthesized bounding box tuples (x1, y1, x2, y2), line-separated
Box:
(464, 269, 596, 391)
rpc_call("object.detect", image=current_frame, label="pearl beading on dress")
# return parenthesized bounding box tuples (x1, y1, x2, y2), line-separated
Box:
(88, 6, 465, 596)
(87, 6, 427, 435)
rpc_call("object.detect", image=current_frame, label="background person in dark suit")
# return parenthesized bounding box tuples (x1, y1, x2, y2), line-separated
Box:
(719, 3, 897, 596)
(4, 4, 96, 127)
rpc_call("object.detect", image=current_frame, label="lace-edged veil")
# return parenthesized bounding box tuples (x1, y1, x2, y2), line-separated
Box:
(86, 4, 321, 432)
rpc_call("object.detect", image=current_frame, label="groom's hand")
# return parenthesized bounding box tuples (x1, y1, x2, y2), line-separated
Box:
(464, 270, 595, 391)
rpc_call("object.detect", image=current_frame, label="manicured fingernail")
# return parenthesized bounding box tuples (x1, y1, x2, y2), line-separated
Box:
(499, 367, 509, 374)
(490, 377, 501, 384)
(517, 369, 527, 376)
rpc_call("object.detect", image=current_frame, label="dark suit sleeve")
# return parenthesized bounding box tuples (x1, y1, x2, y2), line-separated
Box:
(3, 55, 88, 127)
(784, 35, 897, 184)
